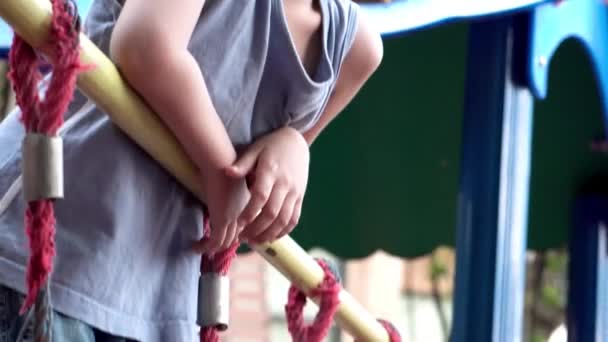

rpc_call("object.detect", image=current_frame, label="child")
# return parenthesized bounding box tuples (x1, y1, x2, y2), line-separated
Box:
(0, 0, 383, 340)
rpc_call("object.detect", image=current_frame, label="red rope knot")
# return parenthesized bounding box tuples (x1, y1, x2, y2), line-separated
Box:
(378, 319, 402, 342)
(285, 259, 341, 342)
(351, 319, 401, 342)
(8, 0, 85, 313)
(199, 215, 239, 342)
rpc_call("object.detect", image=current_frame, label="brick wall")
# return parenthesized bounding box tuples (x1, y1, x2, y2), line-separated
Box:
(223, 253, 269, 342)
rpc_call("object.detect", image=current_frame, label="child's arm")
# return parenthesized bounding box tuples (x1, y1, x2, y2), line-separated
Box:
(110, 0, 248, 253)
(303, 14, 383, 144)
(227, 15, 384, 243)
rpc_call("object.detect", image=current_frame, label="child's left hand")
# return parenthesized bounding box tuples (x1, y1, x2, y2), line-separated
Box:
(224, 126, 310, 243)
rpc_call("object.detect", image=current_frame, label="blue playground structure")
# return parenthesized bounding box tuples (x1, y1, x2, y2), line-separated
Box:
(2, 0, 607, 341)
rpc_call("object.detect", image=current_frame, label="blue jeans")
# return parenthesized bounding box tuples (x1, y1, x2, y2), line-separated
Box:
(0, 285, 135, 342)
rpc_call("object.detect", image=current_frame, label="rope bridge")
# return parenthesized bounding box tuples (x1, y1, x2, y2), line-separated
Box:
(0, 0, 400, 341)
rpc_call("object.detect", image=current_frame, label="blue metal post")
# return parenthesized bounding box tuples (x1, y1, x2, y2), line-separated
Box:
(569, 195, 608, 342)
(451, 16, 533, 342)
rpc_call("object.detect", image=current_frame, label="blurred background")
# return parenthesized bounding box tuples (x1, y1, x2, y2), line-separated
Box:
(3, 0, 604, 340)
(0, 55, 569, 341)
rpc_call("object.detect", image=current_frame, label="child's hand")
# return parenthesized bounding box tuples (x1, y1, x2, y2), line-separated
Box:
(193, 169, 250, 254)
(225, 127, 310, 244)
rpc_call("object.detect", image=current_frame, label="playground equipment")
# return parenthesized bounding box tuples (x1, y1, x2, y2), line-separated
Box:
(1, 0, 608, 341)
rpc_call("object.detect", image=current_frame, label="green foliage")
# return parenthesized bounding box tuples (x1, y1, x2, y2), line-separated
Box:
(542, 284, 564, 309)
(525, 249, 568, 342)
(430, 253, 448, 281)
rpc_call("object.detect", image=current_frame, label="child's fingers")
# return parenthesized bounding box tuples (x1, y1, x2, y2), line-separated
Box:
(225, 165, 246, 178)
(192, 238, 214, 254)
(236, 222, 246, 237)
(226, 145, 264, 178)
(255, 192, 297, 243)
(238, 172, 274, 226)
(219, 221, 238, 252)
(241, 184, 288, 239)
(199, 221, 228, 254)
(278, 197, 302, 240)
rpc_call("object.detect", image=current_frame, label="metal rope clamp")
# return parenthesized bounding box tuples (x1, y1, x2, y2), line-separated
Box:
(197, 273, 230, 331)
(22, 133, 64, 201)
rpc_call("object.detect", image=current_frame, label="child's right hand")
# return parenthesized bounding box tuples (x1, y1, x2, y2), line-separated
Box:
(192, 169, 250, 255)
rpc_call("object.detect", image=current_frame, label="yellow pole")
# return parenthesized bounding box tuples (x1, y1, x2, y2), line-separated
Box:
(0, 0, 392, 340)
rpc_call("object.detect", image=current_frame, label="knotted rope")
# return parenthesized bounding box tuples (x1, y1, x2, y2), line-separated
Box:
(199, 216, 239, 342)
(285, 259, 341, 342)
(8, 0, 84, 340)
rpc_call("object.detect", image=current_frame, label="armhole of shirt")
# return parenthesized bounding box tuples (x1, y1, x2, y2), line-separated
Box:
(341, 1, 360, 64)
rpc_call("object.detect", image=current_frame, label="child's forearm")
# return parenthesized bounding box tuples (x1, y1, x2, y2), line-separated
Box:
(113, 47, 236, 177)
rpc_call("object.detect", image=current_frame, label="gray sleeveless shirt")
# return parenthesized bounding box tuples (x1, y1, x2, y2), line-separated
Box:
(0, 0, 359, 340)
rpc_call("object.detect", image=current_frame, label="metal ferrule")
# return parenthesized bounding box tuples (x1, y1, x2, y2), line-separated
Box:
(22, 133, 64, 202)
(197, 273, 230, 331)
